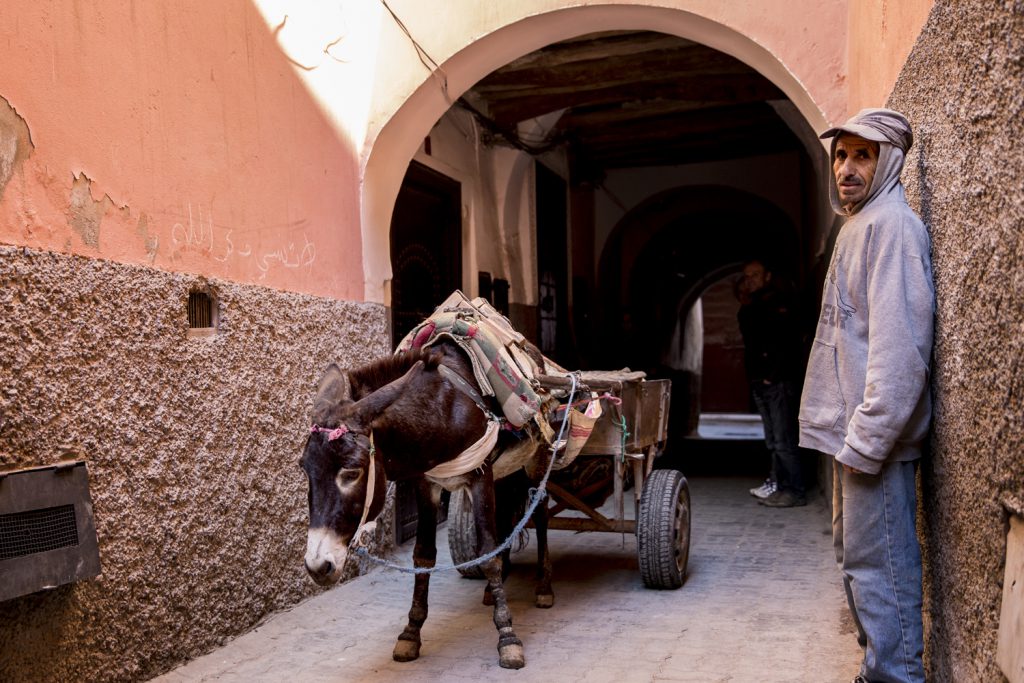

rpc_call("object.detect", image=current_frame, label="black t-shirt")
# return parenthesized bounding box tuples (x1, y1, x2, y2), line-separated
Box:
(737, 287, 804, 384)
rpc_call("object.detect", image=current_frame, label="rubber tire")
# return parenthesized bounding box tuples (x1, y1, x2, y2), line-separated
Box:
(637, 468, 691, 589)
(447, 487, 485, 579)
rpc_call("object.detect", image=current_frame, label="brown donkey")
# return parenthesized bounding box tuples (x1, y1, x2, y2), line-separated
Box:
(299, 343, 556, 669)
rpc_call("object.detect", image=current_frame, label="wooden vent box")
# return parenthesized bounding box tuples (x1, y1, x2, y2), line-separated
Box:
(0, 462, 101, 601)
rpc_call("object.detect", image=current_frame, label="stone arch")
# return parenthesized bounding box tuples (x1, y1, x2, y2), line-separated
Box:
(598, 184, 799, 436)
(360, 3, 830, 303)
(598, 184, 798, 330)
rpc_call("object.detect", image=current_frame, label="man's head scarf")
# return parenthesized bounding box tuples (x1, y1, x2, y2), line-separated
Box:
(820, 108, 915, 216)
(819, 108, 913, 153)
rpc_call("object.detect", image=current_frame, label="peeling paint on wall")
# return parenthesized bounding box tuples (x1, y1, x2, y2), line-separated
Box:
(0, 95, 34, 202)
(66, 173, 129, 249)
(136, 212, 160, 263)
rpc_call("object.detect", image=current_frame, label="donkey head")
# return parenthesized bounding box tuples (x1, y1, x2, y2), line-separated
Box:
(300, 360, 423, 585)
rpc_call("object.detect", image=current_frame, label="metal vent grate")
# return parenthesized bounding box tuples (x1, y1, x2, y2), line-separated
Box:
(188, 291, 213, 328)
(0, 463, 101, 601)
(0, 504, 79, 560)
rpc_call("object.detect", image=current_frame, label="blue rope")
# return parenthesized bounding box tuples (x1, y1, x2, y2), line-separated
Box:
(354, 373, 580, 574)
(618, 415, 631, 463)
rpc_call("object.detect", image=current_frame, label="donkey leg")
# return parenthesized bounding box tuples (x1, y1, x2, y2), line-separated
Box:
(393, 480, 438, 662)
(481, 547, 512, 607)
(471, 476, 525, 669)
(483, 477, 515, 607)
(528, 448, 555, 609)
(532, 498, 554, 608)
(481, 556, 525, 669)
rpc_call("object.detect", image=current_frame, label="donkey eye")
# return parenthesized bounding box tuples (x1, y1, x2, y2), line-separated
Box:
(337, 467, 364, 486)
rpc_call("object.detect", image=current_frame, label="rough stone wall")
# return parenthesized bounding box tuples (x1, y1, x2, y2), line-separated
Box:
(888, 2, 1024, 680)
(0, 246, 390, 682)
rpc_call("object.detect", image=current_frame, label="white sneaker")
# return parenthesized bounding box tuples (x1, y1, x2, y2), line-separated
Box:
(749, 479, 777, 499)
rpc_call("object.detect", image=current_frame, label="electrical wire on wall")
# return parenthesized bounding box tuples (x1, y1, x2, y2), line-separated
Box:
(380, 0, 450, 102)
(379, 0, 565, 157)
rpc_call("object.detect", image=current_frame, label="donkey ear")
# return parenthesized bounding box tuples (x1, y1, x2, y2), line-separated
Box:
(312, 364, 350, 424)
(345, 360, 425, 429)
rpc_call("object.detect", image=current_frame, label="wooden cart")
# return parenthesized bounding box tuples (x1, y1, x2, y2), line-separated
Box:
(448, 371, 691, 590)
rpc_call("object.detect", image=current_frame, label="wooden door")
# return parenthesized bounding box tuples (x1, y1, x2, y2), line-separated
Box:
(390, 161, 462, 348)
(535, 163, 570, 363)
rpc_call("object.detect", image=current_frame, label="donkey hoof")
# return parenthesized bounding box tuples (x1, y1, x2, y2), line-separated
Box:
(535, 593, 555, 609)
(393, 639, 421, 662)
(498, 643, 526, 669)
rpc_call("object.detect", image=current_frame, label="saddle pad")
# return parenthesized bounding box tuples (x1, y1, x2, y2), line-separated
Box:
(397, 290, 542, 428)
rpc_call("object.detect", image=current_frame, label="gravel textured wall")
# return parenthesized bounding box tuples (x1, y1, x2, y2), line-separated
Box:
(888, 2, 1024, 680)
(0, 246, 390, 682)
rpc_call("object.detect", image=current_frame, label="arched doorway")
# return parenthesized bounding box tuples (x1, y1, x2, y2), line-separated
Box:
(360, 4, 833, 305)
(597, 186, 804, 453)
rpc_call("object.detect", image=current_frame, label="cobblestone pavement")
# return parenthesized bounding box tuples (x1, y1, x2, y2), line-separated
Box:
(153, 476, 862, 683)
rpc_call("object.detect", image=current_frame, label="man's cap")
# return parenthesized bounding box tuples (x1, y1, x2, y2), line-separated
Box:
(819, 108, 913, 153)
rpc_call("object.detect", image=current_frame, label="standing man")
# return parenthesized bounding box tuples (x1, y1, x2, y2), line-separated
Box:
(799, 108, 934, 683)
(737, 260, 807, 507)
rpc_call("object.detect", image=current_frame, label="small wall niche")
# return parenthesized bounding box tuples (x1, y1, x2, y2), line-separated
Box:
(187, 289, 218, 338)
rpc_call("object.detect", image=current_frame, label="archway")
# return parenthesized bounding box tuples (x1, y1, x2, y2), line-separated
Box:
(597, 186, 799, 366)
(596, 185, 802, 448)
(360, 4, 831, 304)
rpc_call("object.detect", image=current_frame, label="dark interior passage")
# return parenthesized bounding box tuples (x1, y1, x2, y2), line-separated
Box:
(417, 30, 832, 479)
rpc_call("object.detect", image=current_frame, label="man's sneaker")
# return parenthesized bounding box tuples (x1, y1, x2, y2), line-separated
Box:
(749, 478, 777, 499)
(758, 490, 807, 507)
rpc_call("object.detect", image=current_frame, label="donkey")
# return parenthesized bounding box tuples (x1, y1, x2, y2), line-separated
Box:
(299, 342, 555, 669)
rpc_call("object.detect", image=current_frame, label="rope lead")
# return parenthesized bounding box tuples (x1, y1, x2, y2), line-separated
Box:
(618, 415, 631, 463)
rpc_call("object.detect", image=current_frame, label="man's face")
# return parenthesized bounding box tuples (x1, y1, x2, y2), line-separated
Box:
(833, 134, 880, 211)
(742, 262, 769, 294)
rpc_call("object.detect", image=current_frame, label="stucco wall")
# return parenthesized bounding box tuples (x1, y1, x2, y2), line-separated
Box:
(0, 1, 364, 300)
(887, 2, 1024, 680)
(847, 0, 935, 113)
(0, 246, 389, 682)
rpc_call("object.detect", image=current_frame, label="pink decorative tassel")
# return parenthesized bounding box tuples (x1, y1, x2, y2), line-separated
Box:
(310, 424, 349, 441)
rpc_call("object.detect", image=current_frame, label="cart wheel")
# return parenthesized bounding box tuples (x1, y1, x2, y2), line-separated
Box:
(637, 468, 691, 589)
(447, 488, 485, 578)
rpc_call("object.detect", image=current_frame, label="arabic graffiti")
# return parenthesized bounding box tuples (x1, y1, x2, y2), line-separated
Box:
(168, 202, 316, 279)
(254, 236, 316, 277)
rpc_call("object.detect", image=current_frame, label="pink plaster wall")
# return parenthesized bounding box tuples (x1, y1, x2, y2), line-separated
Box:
(848, 0, 936, 112)
(678, 0, 848, 125)
(0, 1, 363, 300)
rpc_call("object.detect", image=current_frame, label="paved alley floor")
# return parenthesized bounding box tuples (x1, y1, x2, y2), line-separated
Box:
(152, 476, 862, 683)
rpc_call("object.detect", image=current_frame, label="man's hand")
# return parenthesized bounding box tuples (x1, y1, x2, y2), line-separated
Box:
(842, 463, 866, 475)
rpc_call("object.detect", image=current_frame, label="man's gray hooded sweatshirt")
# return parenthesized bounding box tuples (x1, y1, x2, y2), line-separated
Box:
(798, 108, 935, 475)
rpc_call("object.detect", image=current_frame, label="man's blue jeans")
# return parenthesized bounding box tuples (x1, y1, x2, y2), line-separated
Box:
(751, 379, 804, 496)
(833, 460, 925, 683)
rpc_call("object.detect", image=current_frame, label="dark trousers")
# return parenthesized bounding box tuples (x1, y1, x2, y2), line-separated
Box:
(751, 379, 805, 496)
